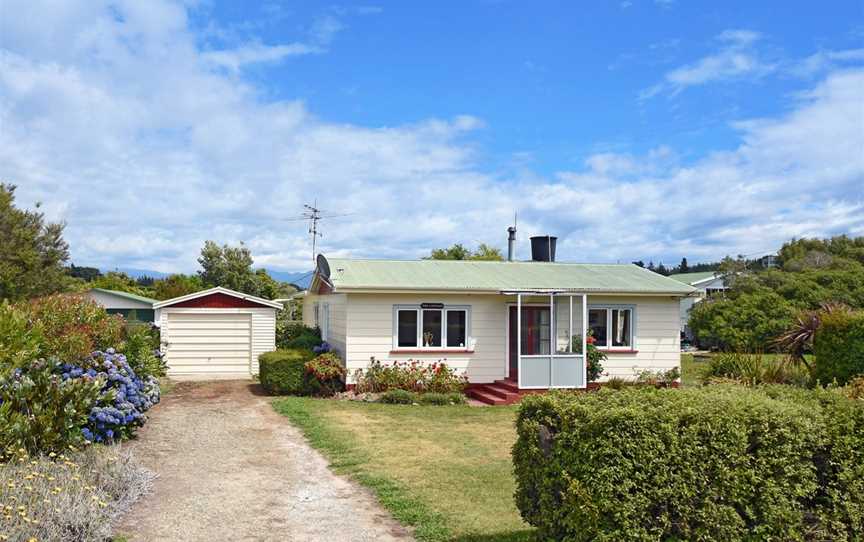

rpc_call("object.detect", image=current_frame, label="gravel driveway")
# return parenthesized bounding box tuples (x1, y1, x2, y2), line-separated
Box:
(116, 380, 413, 542)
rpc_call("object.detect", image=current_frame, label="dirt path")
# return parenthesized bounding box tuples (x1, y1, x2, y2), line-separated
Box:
(116, 380, 413, 542)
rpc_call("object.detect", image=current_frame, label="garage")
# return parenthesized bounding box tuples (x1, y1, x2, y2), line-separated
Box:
(154, 287, 282, 378)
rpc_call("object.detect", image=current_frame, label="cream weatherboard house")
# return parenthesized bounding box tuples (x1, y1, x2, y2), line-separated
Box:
(304, 249, 695, 404)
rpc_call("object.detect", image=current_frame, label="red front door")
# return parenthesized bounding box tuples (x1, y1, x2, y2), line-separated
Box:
(508, 306, 551, 381)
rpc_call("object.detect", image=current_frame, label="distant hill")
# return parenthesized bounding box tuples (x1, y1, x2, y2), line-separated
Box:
(267, 270, 314, 290)
(102, 267, 170, 279)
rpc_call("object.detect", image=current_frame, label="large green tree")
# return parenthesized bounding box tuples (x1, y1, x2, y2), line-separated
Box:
(197, 241, 291, 299)
(152, 274, 204, 300)
(0, 184, 71, 301)
(690, 235, 864, 350)
(427, 243, 504, 261)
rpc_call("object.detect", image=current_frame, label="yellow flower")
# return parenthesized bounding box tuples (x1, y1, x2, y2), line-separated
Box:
(48, 452, 56, 458)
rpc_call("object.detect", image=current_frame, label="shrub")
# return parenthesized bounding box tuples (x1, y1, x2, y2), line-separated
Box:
(353, 358, 467, 394)
(20, 294, 125, 363)
(304, 352, 346, 397)
(703, 352, 809, 386)
(689, 287, 794, 351)
(0, 359, 103, 456)
(120, 324, 166, 379)
(0, 447, 154, 542)
(259, 348, 316, 395)
(380, 389, 416, 404)
(813, 310, 864, 385)
(313, 341, 332, 354)
(281, 325, 322, 350)
(418, 392, 465, 405)
(0, 301, 43, 375)
(572, 332, 606, 382)
(62, 350, 161, 443)
(513, 386, 864, 541)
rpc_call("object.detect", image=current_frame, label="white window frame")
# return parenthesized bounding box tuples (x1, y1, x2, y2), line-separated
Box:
(392, 304, 471, 350)
(588, 304, 636, 350)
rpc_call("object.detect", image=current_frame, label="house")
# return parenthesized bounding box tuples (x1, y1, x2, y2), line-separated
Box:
(668, 271, 728, 341)
(86, 288, 157, 323)
(303, 236, 695, 403)
(154, 287, 282, 379)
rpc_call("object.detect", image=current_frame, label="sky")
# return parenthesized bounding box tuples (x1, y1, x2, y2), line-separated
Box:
(1, 0, 863, 274)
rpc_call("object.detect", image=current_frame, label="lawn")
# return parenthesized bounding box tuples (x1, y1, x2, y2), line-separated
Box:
(273, 398, 533, 542)
(273, 353, 716, 541)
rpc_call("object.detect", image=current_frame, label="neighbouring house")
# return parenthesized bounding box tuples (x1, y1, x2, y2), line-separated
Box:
(154, 287, 282, 379)
(303, 235, 695, 404)
(668, 271, 728, 341)
(86, 288, 157, 323)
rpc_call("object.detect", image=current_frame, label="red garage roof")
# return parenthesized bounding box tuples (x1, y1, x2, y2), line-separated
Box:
(153, 287, 283, 310)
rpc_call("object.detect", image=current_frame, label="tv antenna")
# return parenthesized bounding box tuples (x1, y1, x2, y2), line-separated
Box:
(282, 201, 355, 264)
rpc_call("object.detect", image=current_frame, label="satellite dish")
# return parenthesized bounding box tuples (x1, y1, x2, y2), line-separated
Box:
(316, 254, 331, 280)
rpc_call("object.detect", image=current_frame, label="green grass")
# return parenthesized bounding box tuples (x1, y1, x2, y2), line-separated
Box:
(273, 398, 534, 542)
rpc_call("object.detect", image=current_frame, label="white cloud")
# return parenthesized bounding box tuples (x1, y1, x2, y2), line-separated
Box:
(202, 42, 323, 72)
(641, 29, 774, 98)
(0, 2, 862, 272)
(792, 48, 864, 77)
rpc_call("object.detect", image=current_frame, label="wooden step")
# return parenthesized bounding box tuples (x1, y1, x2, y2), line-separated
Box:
(479, 384, 521, 402)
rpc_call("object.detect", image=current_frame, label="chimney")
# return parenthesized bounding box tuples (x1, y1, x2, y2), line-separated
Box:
(507, 226, 517, 261)
(530, 235, 557, 262)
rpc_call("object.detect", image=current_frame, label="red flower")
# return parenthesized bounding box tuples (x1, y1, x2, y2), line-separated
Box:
(586, 336, 596, 345)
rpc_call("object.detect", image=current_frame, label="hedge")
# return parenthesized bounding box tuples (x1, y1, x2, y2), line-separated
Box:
(813, 310, 864, 385)
(259, 348, 316, 395)
(513, 386, 863, 541)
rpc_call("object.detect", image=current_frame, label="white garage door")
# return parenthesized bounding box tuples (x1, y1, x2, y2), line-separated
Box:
(165, 313, 252, 376)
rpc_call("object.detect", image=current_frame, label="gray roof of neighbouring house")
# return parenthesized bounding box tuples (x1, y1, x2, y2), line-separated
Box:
(89, 288, 157, 305)
(322, 258, 696, 295)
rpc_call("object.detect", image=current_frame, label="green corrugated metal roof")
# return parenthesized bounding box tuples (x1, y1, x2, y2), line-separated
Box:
(667, 271, 718, 285)
(325, 258, 695, 294)
(90, 288, 157, 305)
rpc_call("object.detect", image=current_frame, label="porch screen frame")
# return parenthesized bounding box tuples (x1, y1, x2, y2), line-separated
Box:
(515, 292, 587, 389)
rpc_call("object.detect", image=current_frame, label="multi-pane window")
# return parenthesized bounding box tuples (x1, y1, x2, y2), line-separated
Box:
(588, 306, 634, 349)
(394, 305, 470, 349)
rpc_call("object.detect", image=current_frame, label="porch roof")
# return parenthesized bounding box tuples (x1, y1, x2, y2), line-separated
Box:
(322, 258, 695, 295)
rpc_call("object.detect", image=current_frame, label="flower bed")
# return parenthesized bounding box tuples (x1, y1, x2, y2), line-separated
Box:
(352, 358, 467, 394)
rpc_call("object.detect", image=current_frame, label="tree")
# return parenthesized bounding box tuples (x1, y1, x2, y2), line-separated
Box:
(427, 243, 504, 261)
(198, 241, 258, 294)
(68, 264, 101, 282)
(678, 257, 689, 273)
(0, 184, 71, 301)
(632, 260, 645, 268)
(656, 262, 669, 275)
(152, 274, 204, 300)
(196, 241, 290, 299)
(90, 271, 151, 297)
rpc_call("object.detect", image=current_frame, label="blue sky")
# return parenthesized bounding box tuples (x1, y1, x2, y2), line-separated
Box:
(1, 0, 863, 273)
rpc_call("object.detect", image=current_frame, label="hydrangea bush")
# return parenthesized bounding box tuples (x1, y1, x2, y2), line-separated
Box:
(61, 349, 160, 443)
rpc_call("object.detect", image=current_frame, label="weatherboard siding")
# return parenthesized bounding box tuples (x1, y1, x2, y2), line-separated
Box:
(306, 291, 681, 385)
(159, 307, 276, 377)
(344, 293, 508, 384)
(589, 295, 681, 381)
(303, 293, 348, 360)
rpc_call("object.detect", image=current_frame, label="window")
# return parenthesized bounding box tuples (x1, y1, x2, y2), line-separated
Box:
(315, 302, 330, 341)
(393, 305, 470, 349)
(588, 306, 635, 349)
(446, 309, 467, 347)
(397, 309, 418, 347)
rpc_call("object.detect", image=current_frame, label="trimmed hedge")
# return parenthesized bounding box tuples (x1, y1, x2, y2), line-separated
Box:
(813, 310, 864, 385)
(513, 386, 863, 541)
(259, 348, 316, 395)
